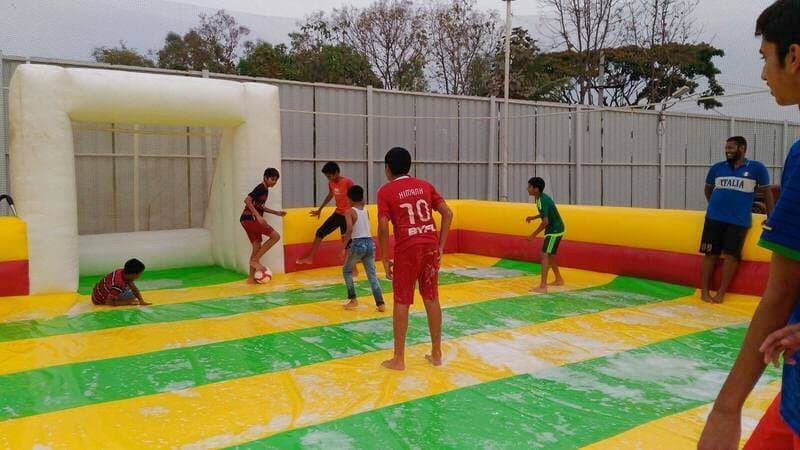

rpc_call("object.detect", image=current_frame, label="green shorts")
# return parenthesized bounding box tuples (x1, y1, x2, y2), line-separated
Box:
(542, 234, 563, 255)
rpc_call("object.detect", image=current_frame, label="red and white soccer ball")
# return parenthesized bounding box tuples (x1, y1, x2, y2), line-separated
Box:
(254, 267, 272, 283)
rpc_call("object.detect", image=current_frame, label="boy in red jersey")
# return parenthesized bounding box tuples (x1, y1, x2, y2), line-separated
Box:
(377, 147, 453, 371)
(297, 162, 356, 270)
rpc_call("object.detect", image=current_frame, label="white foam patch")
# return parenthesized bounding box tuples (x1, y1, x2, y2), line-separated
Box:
(65, 301, 93, 318)
(137, 278, 185, 290)
(601, 312, 663, 326)
(267, 414, 292, 432)
(540, 368, 647, 402)
(300, 430, 355, 449)
(169, 389, 200, 398)
(180, 424, 268, 450)
(449, 373, 482, 387)
(139, 406, 169, 417)
(397, 375, 429, 393)
(32, 445, 53, 450)
(463, 333, 555, 374)
(158, 381, 195, 393)
(597, 353, 729, 404)
(300, 336, 325, 344)
(341, 320, 389, 334)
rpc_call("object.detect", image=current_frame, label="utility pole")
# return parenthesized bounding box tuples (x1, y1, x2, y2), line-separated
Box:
(500, 0, 514, 201)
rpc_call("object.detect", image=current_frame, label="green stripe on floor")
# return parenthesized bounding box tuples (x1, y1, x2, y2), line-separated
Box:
(0, 270, 486, 343)
(78, 266, 245, 295)
(233, 324, 779, 450)
(0, 276, 690, 421)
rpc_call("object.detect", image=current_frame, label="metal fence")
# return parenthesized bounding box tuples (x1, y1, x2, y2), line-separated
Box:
(2, 53, 800, 220)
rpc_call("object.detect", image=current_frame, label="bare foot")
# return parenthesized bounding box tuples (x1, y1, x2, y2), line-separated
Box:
(381, 357, 405, 371)
(246, 278, 258, 285)
(425, 353, 442, 367)
(700, 291, 715, 303)
(296, 257, 313, 265)
(551, 278, 565, 286)
(343, 299, 358, 310)
(377, 304, 386, 312)
(713, 294, 725, 304)
(529, 286, 548, 294)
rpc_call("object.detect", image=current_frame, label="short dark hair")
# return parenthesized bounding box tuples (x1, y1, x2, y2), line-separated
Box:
(756, 0, 800, 65)
(322, 162, 340, 175)
(384, 147, 412, 176)
(123, 258, 145, 275)
(528, 177, 545, 192)
(347, 185, 364, 202)
(263, 168, 280, 179)
(727, 136, 748, 150)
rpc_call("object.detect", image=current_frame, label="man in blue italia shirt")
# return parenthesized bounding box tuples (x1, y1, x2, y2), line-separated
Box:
(700, 136, 773, 303)
(699, 1, 800, 448)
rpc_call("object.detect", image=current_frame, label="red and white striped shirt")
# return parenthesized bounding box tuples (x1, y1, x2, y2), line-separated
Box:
(91, 269, 128, 305)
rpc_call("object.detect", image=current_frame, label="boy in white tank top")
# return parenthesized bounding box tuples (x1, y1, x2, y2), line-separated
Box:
(342, 185, 386, 312)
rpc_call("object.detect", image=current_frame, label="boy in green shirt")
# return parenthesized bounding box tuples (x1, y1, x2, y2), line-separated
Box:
(525, 177, 565, 293)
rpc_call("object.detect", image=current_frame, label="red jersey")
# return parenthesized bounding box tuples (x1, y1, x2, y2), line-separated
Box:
(91, 269, 128, 305)
(329, 176, 354, 214)
(377, 176, 444, 253)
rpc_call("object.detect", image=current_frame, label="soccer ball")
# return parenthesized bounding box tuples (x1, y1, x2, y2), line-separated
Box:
(254, 267, 272, 283)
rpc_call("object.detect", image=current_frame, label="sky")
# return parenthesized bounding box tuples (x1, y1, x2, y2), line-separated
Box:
(0, 0, 796, 121)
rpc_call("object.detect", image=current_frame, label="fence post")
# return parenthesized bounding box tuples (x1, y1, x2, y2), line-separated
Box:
(488, 96, 498, 201)
(133, 124, 141, 232)
(201, 70, 214, 202)
(366, 86, 374, 203)
(574, 106, 583, 204)
(658, 112, 667, 209)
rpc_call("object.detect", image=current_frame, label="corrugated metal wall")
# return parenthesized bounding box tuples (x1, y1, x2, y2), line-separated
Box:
(3, 55, 800, 223)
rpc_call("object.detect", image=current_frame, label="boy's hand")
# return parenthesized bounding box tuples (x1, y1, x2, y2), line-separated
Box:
(525, 216, 536, 224)
(760, 323, 800, 367)
(138, 300, 152, 306)
(697, 408, 741, 450)
(309, 209, 321, 218)
(277, 211, 288, 217)
(527, 233, 537, 241)
(382, 259, 394, 280)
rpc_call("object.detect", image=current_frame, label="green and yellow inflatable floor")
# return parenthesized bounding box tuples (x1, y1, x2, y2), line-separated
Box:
(0, 254, 776, 448)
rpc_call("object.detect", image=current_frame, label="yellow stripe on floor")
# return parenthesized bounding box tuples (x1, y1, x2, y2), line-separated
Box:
(0, 254, 501, 323)
(582, 379, 782, 450)
(0, 267, 613, 375)
(0, 293, 759, 449)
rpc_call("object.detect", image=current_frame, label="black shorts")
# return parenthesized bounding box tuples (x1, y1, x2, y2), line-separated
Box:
(542, 235, 563, 255)
(315, 212, 347, 239)
(699, 218, 747, 259)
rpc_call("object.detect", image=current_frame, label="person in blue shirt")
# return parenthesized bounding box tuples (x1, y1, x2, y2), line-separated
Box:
(700, 136, 773, 303)
(699, 1, 800, 449)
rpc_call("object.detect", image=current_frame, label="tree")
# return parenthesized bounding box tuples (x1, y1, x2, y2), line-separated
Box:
(540, 0, 626, 104)
(602, 43, 724, 109)
(538, 0, 723, 107)
(238, 41, 298, 79)
(426, 0, 499, 95)
(92, 41, 154, 67)
(329, 1, 428, 90)
(293, 44, 383, 87)
(156, 10, 249, 73)
(486, 28, 571, 102)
